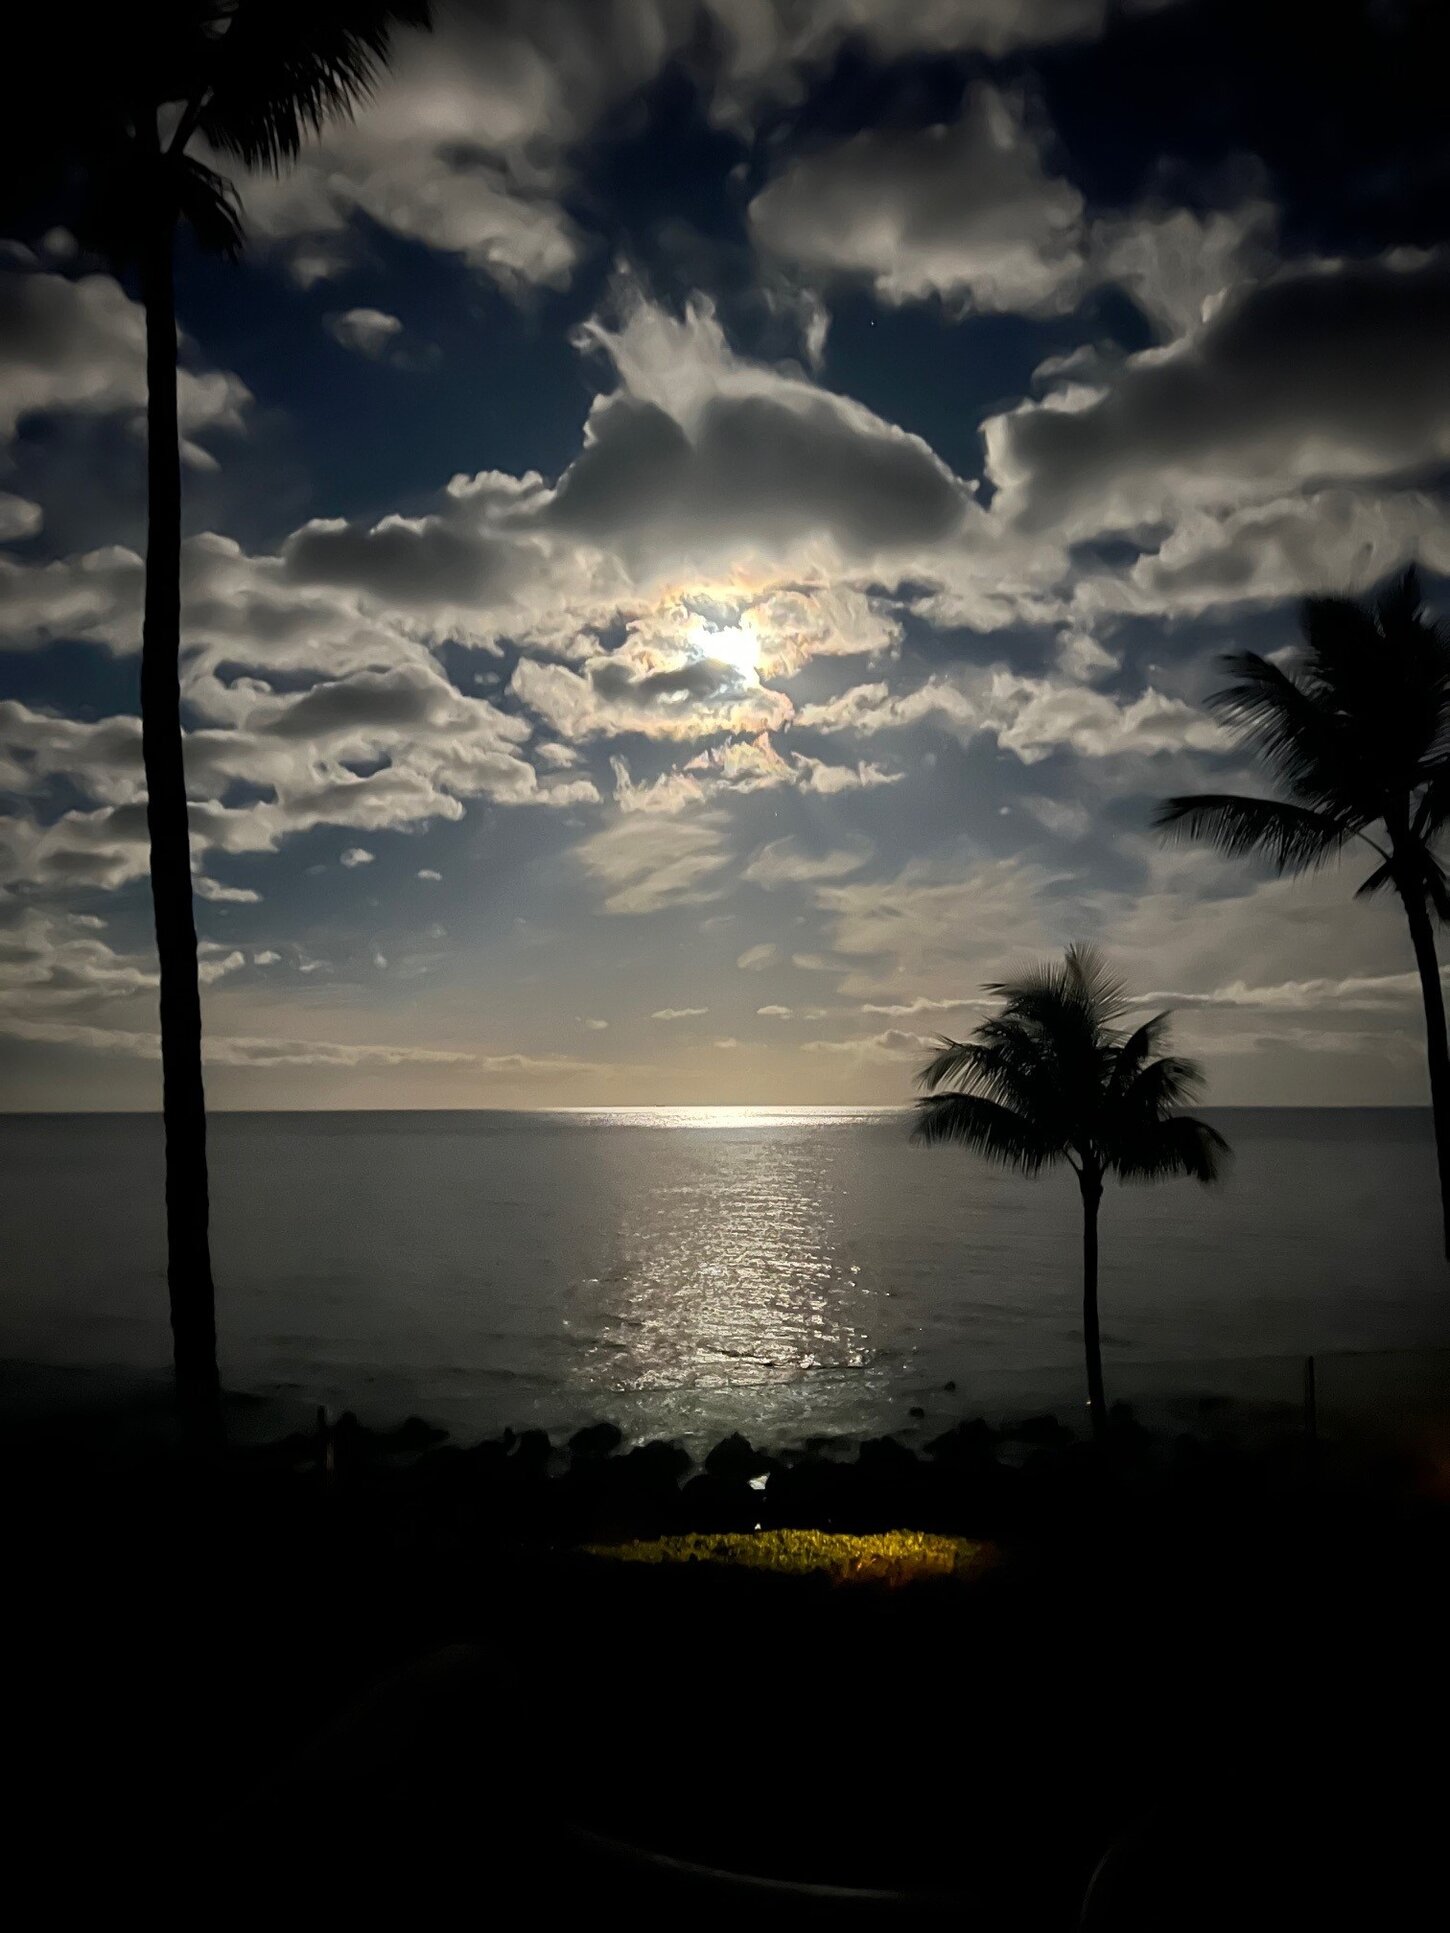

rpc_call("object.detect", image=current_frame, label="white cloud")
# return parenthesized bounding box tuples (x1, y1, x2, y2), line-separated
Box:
(0, 1014, 600, 1077)
(0, 492, 41, 541)
(553, 288, 966, 566)
(798, 670, 1225, 763)
(987, 248, 1450, 536)
(327, 308, 405, 359)
(512, 653, 793, 745)
(575, 810, 732, 916)
(194, 877, 262, 904)
(713, 0, 1118, 120)
(751, 85, 1086, 314)
(0, 264, 249, 442)
(0, 907, 156, 1020)
(801, 1028, 938, 1062)
(197, 946, 246, 986)
(340, 847, 375, 869)
(1073, 487, 1450, 624)
(736, 942, 780, 970)
(743, 836, 871, 888)
(0, 615, 607, 892)
(1089, 199, 1277, 339)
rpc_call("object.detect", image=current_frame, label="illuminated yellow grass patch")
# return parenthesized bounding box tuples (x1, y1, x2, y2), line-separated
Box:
(584, 1528, 992, 1586)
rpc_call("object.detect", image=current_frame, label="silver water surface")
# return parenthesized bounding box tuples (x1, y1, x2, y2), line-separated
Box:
(2, 1107, 1446, 1443)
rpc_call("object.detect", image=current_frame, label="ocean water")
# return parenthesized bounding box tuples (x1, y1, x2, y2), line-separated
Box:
(2, 1107, 1448, 1446)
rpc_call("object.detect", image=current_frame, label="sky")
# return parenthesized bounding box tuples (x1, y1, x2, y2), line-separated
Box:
(3, 0, 1450, 1110)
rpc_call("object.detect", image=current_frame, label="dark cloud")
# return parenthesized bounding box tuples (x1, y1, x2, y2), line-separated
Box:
(992, 249, 1450, 531)
(590, 653, 738, 705)
(282, 514, 519, 605)
(249, 665, 464, 741)
(549, 389, 964, 555)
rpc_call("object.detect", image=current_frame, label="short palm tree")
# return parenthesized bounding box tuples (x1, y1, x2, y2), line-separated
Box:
(51, 4, 431, 1446)
(914, 946, 1229, 1439)
(1156, 570, 1450, 1260)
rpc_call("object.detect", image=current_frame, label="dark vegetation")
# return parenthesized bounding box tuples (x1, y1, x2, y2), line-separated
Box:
(12, 1399, 1446, 1924)
(915, 947, 1228, 1438)
(1160, 569, 1450, 1257)
(22, 3, 434, 1448)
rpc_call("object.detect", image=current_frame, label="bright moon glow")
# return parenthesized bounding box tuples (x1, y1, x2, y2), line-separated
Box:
(688, 618, 760, 682)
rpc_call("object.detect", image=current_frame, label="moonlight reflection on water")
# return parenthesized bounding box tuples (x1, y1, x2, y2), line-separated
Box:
(566, 1111, 878, 1397)
(3, 1108, 1445, 1447)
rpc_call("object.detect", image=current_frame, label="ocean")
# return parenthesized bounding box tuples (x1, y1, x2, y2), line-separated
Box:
(3, 1106, 1448, 1447)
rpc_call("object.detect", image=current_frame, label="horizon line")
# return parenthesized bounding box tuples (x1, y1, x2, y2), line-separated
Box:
(0, 1101, 1435, 1118)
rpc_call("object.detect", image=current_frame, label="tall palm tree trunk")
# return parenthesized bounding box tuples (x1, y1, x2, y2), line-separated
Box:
(140, 217, 222, 1449)
(1401, 889, 1450, 1262)
(1080, 1171, 1107, 1439)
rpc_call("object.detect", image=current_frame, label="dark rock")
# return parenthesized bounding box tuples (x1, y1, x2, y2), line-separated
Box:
(619, 1440, 692, 1489)
(512, 1429, 552, 1476)
(569, 1421, 624, 1460)
(680, 1473, 760, 1531)
(390, 1415, 448, 1453)
(1009, 1413, 1072, 1448)
(857, 1434, 918, 1479)
(925, 1418, 996, 1467)
(704, 1432, 773, 1483)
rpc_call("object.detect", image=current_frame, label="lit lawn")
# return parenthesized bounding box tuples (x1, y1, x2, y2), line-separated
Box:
(583, 1527, 994, 1586)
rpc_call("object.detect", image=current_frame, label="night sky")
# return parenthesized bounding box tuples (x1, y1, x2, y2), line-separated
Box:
(4, 0, 1450, 1108)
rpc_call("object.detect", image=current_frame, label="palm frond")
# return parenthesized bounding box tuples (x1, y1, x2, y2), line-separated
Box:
(916, 1030, 1068, 1132)
(70, 143, 241, 264)
(1298, 593, 1384, 704)
(911, 1094, 1059, 1174)
(1115, 1114, 1231, 1186)
(983, 945, 1127, 1126)
(1155, 793, 1352, 874)
(1112, 1053, 1207, 1121)
(1368, 843, 1450, 923)
(174, 152, 245, 258)
(1110, 1013, 1172, 1091)
(1063, 941, 1130, 1028)
(915, 1037, 978, 1093)
(1303, 576, 1450, 789)
(987, 941, 1127, 1032)
(1207, 651, 1359, 808)
(197, 1, 433, 173)
(1373, 566, 1425, 637)
(912, 948, 1228, 1193)
(1413, 760, 1450, 840)
(1354, 856, 1397, 900)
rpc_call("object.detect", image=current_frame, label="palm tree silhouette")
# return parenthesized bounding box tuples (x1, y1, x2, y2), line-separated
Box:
(1156, 570, 1450, 1260)
(60, 4, 431, 1445)
(914, 946, 1229, 1439)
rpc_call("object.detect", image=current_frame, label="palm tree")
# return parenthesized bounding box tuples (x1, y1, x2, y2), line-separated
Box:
(1156, 570, 1450, 1259)
(914, 946, 1229, 1439)
(54, 4, 432, 1446)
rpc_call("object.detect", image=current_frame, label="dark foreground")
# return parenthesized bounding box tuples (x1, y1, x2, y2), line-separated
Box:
(10, 1397, 1448, 1927)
